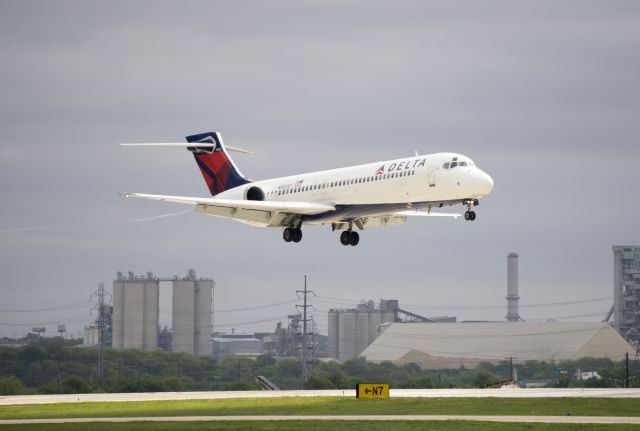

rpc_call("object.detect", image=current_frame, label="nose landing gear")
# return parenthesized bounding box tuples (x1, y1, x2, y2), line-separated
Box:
(464, 199, 479, 221)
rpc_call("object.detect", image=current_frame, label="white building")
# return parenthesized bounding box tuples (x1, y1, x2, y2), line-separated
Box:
(361, 322, 636, 369)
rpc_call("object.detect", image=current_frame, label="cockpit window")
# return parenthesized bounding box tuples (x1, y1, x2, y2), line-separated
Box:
(443, 156, 476, 169)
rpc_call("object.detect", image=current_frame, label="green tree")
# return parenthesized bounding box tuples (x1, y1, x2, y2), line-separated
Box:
(0, 376, 27, 395)
(399, 376, 433, 389)
(62, 376, 92, 394)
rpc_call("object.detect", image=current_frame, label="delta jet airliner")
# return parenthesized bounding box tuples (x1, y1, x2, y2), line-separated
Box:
(121, 131, 494, 246)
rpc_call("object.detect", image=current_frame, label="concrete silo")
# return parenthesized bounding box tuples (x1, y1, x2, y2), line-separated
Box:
(172, 270, 213, 357)
(195, 279, 213, 356)
(111, 271, 159, 352)
(111, 272, 125, 349)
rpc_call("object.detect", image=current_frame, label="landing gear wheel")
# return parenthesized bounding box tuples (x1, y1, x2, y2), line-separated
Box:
(340, 231, 360, 246)
(284, 227, 302, 243)
(464, 211, 471, 221)
(469, 211, 476, 221)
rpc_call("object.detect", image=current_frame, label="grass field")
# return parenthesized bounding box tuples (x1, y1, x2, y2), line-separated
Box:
(2, 421, 640, 431)
(1, 397, 640, 420)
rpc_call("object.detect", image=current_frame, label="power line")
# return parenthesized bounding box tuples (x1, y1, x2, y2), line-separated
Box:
(316, 295, 613, 310)
(215, 315, 290, 328)
(0, 301, 91, 313)
(216, 299, 298, 313)
(0, 315, 90, 326)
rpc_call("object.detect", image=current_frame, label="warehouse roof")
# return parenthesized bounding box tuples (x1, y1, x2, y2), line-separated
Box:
(360, 322, 635, 369)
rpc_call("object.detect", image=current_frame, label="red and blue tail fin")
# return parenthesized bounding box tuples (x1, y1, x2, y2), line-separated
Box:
(186, 131, 250, 196)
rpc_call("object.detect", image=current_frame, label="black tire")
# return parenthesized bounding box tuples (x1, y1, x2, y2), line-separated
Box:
(340, 231, 351, 245)
(283, 228, 293, 242)
(464, 211, 471, 221)
(470, 211, 477, 221)
(350, 231, 360, 246)
(293, 228, 302, 243)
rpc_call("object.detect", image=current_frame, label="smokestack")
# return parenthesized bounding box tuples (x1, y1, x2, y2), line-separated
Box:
(506, 252, 521, 322)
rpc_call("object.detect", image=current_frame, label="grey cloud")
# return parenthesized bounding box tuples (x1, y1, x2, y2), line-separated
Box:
(0, 0, 638, 336)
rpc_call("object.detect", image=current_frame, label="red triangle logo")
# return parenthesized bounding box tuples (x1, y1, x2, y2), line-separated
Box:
(375, 165, 384, 175)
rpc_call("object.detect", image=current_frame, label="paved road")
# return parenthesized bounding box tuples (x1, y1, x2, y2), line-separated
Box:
(2, 415, 640, 425)
(2, 388, 640, 405)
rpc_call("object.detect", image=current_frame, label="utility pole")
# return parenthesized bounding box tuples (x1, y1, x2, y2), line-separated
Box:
(90, 283, 110, 383)
(296, 275, 315, 386)
(625, 352, 629, 389)
(510, 357, 514, 382)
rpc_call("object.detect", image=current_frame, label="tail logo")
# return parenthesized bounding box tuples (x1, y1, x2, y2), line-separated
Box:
(186, 131, 250, 196)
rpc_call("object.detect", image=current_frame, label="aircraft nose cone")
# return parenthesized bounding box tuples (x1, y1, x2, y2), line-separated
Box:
(478, 170, 494, 195)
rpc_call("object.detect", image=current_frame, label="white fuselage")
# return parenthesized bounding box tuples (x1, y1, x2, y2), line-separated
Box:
(217, 152, 493, 209)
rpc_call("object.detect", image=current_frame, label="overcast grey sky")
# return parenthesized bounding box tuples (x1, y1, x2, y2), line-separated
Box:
(1, 1, 638, 338)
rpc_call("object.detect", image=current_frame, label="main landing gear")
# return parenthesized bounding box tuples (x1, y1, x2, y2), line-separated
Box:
(340, 230, 360, 246)
(283, 227, 302, 243)
(464, 199, 479, 221)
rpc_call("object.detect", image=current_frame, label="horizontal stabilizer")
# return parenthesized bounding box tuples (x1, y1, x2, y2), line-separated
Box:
(119, 143, 252, 154)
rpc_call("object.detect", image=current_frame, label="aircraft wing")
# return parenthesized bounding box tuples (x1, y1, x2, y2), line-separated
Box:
(121, 193, 335, 227)
(329, 209, 461, 230)
(394, 210, 461, 219)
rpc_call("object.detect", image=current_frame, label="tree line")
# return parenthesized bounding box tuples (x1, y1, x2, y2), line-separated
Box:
(0, 338, 637, 395)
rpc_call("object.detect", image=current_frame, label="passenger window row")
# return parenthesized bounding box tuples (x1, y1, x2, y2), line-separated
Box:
(266, 169, 417, 197)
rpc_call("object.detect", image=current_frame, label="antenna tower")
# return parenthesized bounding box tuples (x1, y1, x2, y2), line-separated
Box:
(90, 282, 111, 382)
(296, 275, 316, 385)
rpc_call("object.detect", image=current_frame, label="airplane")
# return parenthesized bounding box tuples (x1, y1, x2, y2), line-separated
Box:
(121, 131, 494, 246)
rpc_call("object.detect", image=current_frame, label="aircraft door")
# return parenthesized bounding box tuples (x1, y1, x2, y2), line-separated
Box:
(427, 166, 436, 187)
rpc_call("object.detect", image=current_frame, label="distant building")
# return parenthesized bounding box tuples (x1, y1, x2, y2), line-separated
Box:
(158, 326, 172, 351)
(112, 271, 159, 351)
(83, 325, 100, 346)
(328, 300, 396, 361)
(172, 269, 213, 357)
(327, 299, 454, 361)
(213, 334, 263, 361)
(361, 322, 636, 369)
(613, 246, 640, 346)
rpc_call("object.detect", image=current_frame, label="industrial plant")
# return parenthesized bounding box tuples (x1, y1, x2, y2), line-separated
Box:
(613, 246, 640, 346)
(328, 299, 455, 361)
(108, 270, 213, 356)
(69, 246, 639, 366)
(326, 250, 639, 367)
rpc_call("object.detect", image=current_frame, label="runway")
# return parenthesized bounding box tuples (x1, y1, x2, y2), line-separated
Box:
(1, 415, 640, 425)
(2, 388, 640, 405)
